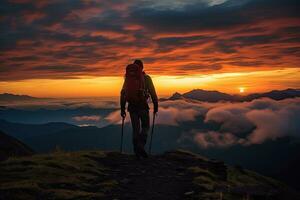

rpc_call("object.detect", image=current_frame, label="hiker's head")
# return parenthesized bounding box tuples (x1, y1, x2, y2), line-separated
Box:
(134, 59, 143, 69)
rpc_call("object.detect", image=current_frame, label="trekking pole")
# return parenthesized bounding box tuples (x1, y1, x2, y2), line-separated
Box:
(148, 113, 156, 155)
(120, 116, 125, 153)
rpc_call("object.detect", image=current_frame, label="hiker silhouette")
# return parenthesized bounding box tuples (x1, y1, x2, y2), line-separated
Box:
(120, 59, 158, 159)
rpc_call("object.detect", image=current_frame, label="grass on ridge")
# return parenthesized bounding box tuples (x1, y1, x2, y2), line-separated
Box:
(0, 151, 113, 199)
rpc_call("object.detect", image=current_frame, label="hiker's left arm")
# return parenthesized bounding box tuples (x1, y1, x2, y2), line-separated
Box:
(147, 76, 158, 113)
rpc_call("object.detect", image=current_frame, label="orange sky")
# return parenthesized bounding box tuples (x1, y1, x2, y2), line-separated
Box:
(0, 0, 299, 97)
(1, 68, 299, 97)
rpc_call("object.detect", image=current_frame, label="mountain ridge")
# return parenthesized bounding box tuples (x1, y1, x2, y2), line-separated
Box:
(0, 150, 298, 199)
(0, 93, 51, 102)
(166, 88, 300, 102)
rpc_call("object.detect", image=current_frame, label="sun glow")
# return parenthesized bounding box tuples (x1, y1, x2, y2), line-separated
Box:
(239, 87, 245, 93)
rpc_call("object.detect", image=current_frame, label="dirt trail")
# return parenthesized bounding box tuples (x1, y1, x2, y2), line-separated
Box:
(98, 152, 201, 200)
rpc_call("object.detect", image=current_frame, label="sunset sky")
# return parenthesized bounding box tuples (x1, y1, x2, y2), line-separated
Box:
(0, 0, 299, 97)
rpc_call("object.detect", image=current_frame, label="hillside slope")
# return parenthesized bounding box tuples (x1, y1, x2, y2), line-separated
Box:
(1, 119, 300, 190)
(0, 119, 77, 141)
(0, 130, 34, 161)
(0, 150, 298, 200)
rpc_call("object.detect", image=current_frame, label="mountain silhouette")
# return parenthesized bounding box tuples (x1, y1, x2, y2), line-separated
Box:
(171, 89, 234, 102)
(0, 93, 42, 102)
(243, 88, 300, 101)
(0, 119, 76, 141)
(0, 150, 298, 199)
(167, 88, 300, 102)
(0, 130, 34, 161)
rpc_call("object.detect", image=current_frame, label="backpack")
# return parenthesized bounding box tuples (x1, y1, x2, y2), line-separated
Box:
(124, 64, 147, 104)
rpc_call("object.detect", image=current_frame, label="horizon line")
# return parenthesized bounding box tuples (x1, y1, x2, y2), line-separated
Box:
(1, 88, 299, 99)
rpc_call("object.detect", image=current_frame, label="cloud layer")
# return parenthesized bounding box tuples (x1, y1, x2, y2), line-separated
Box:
(0, 0, 299, 80)
(106, 98, 300, 148)
(1, 95, 299, 148)
(203, 98, 300, 145)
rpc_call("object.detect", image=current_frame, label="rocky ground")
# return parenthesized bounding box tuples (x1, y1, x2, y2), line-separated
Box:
(0, 150, 298, 200)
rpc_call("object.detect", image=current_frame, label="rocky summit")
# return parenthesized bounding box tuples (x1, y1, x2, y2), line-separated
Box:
(0, 150, 298, 200)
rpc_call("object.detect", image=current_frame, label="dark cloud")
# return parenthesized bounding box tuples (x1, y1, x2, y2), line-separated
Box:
(129, 1, 251, 33)
(8, 55, 39, 61)
(245, 0, 300, 18)
(155, 35, 214, 53)
(202, 41, 237, 54)
(0, 0, 34, 15)
(0, 0, 299, 80)
(227, 61, 264, 67)
(231, 35, 280, 47)
(129, 0, 300, 33)
(31, 65, 92, 73)
(178, 64, 222, 71)
(280, 47, 300, 55)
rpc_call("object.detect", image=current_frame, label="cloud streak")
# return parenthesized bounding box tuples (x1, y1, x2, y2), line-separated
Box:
(72, 115, 101, 122)
(194, 131, 242, 148)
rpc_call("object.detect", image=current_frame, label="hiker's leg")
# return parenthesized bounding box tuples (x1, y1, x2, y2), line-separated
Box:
(140, 110, 150, 147)
(129, 111, 140, 156)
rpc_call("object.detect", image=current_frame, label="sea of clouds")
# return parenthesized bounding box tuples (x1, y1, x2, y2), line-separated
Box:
(106, 98, 300, 148)
(2, 97, 300, 148)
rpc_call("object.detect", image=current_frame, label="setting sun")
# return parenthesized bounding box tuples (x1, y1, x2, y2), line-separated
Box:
(239, 87, 245, 93)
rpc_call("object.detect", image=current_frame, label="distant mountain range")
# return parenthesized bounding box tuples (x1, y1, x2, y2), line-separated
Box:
(0, 93, 43, 101)
(2, 89, 300, 103)
(0, 130, 34, 161)
(0, 119, 77, 141)
(166, 88, 300, 102)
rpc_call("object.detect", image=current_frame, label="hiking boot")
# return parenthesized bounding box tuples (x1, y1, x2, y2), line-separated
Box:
(133, 145, 141, 160)
(139, 147, 148, 158)
(136, 142, 148, 158)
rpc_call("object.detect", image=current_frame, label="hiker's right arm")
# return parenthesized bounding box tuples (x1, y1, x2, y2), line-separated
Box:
(120, 81, 126, 117)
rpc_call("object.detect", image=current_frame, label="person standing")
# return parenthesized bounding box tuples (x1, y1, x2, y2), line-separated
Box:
(120, 60, 158, 159)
